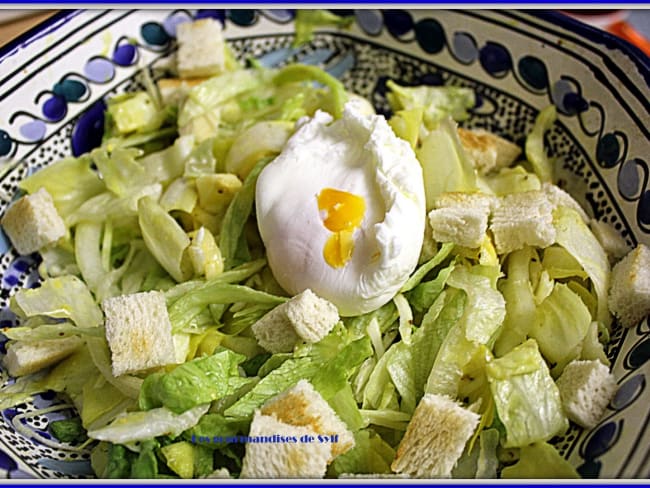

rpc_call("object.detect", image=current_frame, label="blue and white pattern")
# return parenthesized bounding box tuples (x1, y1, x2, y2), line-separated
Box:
(0, 9, 648, 479)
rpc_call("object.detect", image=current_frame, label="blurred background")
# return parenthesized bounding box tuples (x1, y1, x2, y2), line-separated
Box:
(1, 9, 649, 56)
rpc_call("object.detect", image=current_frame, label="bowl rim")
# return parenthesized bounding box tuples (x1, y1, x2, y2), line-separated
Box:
(531, 9, 650, 85)
(1, 8, 649, 87)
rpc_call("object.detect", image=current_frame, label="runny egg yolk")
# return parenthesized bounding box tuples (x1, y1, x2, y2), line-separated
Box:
(317, 188, 366, 268)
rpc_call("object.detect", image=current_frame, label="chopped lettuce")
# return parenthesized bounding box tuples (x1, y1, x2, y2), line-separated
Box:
(529, 283, 592, 375)
(138, 195, 192, 282)
(18, 155, 105, 220)
(293, 9, 354, 47)
(138, 349, 254, 414)
(87, 403, 209, 444)
(386, 80, 475, 127)
(501, 442, 579, 478)
(10, 275, 103, 328)
(525, 105, 556, 183)
(553, 206, 611, 328)
(416, 116, 478, 208)
(486, 339, 568, 447)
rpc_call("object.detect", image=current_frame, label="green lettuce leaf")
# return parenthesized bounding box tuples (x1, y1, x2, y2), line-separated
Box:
(486, 339, 568, 448)
(138, 195, 192, 282)
(530, 283, 592, 375)
(327, 429, 396, 476)
(18, 155, 105, 220)
(386, 80, 475, 128)
(293, 9, 354, 47)
(524, 105, 556, 183)
(415, 116, 478, 209)
(501, 442, 579, 478)
(10, 275, 103, 328)
(87, 403, 209, 444)
(138, 349, 255, 414)
(553, 206, 611, 328)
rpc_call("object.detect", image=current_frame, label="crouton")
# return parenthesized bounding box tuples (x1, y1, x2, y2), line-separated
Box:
(157, 77, 209, 107)
(458, 128, 521, 175)
(608, 244, 650, 327)
(490, 190, 556, 255)
(261, 380, 354, 460)
(239, 411, 330, 478)
(176, 18, 226, 78)
(556, 359, 617, 429)
(1, 188, 66, 255)
(102, 290, 177, 376)
(542, 182, 589, 223)
(428, 192, 496, 248)
(252, 289, 339, 354)
(391, 393, 480, 478)
(2, 336, 83, 377)
(589, 219, 630, 264)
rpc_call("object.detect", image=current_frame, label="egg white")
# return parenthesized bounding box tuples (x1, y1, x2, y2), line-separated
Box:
(255, 102, 426, 316)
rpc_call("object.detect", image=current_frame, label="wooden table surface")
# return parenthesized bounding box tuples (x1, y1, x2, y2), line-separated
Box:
(0, 10, 56, 47)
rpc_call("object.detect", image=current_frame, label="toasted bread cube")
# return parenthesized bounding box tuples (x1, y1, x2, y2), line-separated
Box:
(261, 380, 354, 460)
(239, 411, 330, 478)
(542, 182, 589, 223)
(102, 291, 176, 376)
(428, 192, 496, 248)
(391, 393, 480, 478)
(252, 289, 339, 354)
(176, 19, 225, 78)
(490, 190, 556, 254)
(458, 128, 521, 175)
(157, 77, 209, 107)
(1, 188, 66, 255)
(2, 336, 83, 377)
(608, 244, 650, 327)
(556, 359, 617, 429)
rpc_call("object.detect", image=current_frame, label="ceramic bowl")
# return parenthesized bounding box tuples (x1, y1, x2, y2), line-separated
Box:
(0, 9, 648, 479)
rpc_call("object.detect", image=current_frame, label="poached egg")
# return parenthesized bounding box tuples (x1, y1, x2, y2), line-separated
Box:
(255, 101, 426, 316)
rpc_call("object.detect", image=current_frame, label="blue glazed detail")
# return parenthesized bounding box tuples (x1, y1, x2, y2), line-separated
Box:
(383, 9, 413, 38)
(83, 58, 115, 84)
(36, 459, 93, 477)
(196, 9, 227, 25)
(577, 459, 602, 479)
(639, 191, 650, 228)
(479, 42, 512, 77)
(583, 421, 620, 459)
(597, 133, 623, 169)
(140, 22, 169, 46)
(0, 448, 18, 471)
(325, 52, 355, 79)
(42, 96, 67, 122)
(112, 43, 138, 67)
(356, 10, 383, 36)
(228, 10, 258, 27)
(611, 374, 645, 410)
(518, 55, 548, 91)
(261, 9, 294, 24)
(562, 92, 589, 115)
(19, 121, 46, 142)
(626, 336, 650, 369)
(618, 159, 643, 200)
(71, 100, 106, 157)
(451, 32, 479, 64)
(162, 11, 192, 38)
(0, 130, 11, 157)
(53, 80, 87, 103)
(414, 18, 445, 54)
(298, 48, 334, 66)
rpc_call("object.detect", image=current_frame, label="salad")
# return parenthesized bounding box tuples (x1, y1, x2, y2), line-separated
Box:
(0, 12, 632, 479)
